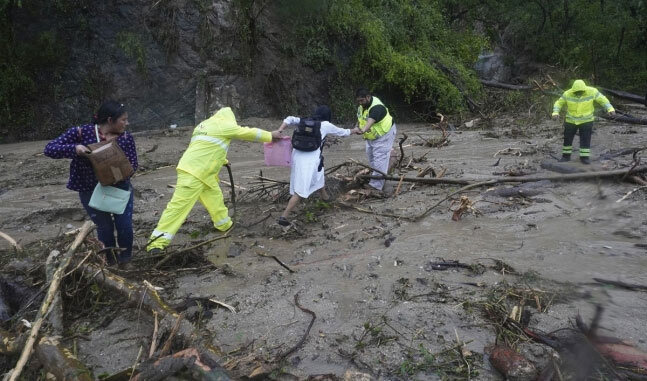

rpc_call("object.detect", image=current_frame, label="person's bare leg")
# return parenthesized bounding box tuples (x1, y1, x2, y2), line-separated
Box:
(281, 194, 301, 218)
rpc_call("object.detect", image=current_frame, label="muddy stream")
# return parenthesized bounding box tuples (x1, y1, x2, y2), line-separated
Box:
(1, 113, 646, 379)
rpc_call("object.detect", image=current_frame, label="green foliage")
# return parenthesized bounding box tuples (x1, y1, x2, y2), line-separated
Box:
(303, 200, 331, 223)
(269, 0, 488, 120)
(442, 0, 647, 92)
(117, 32, 147, 74)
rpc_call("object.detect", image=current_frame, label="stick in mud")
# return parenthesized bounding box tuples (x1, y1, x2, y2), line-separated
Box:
(4, 220, 94, 381)
(154, 233, 230, 269)
(275, 293, 316, 362)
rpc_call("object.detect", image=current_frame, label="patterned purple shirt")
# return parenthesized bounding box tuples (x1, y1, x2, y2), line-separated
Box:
(44, 124, 138, 192)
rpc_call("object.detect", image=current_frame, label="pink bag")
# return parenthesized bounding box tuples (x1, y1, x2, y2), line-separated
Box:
(263, 136, 292, 167)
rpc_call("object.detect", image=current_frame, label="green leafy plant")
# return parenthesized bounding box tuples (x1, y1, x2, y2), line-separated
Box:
(117, 32, 147, 74)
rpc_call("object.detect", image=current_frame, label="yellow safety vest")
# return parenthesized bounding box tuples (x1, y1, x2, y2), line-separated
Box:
(552, 80, 614, 125)
(177, 107, 272, 189)
(357, 96, 393, 140)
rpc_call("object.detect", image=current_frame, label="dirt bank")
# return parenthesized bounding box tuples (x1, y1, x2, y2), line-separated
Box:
(1, 111, 646, 379)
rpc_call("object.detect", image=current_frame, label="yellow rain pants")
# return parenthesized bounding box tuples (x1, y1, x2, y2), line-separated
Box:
(147, 107, 271, 251)
(147, 169, 232, 250)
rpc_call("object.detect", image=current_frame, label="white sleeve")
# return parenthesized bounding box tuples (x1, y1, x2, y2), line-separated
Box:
(321, 121, 351, 138)
(283, 116, 300, 125)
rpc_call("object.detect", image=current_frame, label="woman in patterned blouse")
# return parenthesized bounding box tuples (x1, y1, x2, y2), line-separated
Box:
(44, 100, 138, 266)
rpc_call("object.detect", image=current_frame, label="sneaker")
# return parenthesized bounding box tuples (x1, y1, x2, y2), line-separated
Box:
(580, 157, 591, 164)
(277, 216, 290, 226)
(558, 155, 571, 162)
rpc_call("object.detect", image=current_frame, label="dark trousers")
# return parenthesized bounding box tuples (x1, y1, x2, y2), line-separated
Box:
(79, 182, 134, 264)
(563, 122, 593, 157)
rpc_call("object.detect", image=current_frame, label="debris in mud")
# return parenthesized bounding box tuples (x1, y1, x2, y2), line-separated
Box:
(486, 344, 538, 380)
(450, 195, 480, 221)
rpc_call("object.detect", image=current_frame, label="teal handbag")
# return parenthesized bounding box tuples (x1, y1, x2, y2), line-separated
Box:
(88, 183, 131, 214)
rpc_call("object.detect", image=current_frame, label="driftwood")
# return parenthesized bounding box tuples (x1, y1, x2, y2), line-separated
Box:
(365, 165, 647, 187)
(354, 165, 646, 222)
(45, 250, 64, 335)
(480, 79, 535, 91)
(0, 330, 92, 380)
(599, 87, 646, 104)
(133, 348, 231, 381)
(600, 113, 647, 125)
(4, 220, 94, 381)
(35, 336, 93, 381)
(0, 231, 22, 252)
(359, 174, 470, 185)
(72, 262, 232, 379)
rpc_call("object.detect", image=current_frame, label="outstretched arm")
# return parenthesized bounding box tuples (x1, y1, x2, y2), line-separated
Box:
(277, 116, 300, 133)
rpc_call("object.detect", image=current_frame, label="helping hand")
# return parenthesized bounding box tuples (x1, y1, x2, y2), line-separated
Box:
(271, 130, 283, 141)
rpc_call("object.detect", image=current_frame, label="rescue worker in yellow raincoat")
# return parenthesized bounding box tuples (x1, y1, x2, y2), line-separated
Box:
(147, 107, 282, 252)
(552, 79, 615, 164)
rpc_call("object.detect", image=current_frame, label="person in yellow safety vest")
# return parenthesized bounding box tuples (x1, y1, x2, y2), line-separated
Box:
(146, 107, 282, 253)
(552, 79, 615, 164)
(354, 87, 396, 192)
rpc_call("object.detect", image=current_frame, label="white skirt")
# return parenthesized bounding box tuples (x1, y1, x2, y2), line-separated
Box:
(289, 149, 324, 198)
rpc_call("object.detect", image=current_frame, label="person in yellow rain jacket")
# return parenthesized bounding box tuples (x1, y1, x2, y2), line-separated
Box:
(552, 79, 615, 164)
(147, 107, 282, 252)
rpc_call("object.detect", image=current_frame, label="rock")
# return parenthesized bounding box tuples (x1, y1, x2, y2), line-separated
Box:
(474, 49, 512, 82)
(344, 370, 372, 381)
(72, 212, 85, 222)
(227, 244, 241, 258)
(486, 345, 538, 380)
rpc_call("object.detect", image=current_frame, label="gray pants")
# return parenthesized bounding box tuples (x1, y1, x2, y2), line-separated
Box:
(365, 124, 397, 190)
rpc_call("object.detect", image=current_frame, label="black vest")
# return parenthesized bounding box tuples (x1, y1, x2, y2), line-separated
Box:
(291, 118, 322, 152)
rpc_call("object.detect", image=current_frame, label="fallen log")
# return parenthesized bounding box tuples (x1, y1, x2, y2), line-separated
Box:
(599, 87, 646, 104)
(479, 79, 534, 91)
(0, 328, 26, 355)
(0, 330, 93, 380)
(133, 348, 230, 381)
(35, 336, 93, 381)
(600, 113, 647, 125)
(4, 220, 94, 381)
(358, 175, 470, 185)
(364, 164, 647, 186)
(72, 262, 232, 379)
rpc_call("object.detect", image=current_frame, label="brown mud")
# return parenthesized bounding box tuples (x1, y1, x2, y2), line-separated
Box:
(1, 110, 646, 379)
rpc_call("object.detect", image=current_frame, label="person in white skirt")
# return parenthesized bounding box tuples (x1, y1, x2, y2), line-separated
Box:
(276, 105, 357, 226)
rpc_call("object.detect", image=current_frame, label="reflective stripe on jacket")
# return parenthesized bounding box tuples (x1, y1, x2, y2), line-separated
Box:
(177, 107, 272, 189)
(552, 81, 614, 125)
(357, 96, 394, 140)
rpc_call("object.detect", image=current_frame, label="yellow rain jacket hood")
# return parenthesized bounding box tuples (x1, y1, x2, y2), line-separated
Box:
(552, 80, 614, 125)
(176, 107, 272, 189)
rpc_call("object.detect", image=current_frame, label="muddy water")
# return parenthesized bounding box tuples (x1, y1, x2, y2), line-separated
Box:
(1, 113, 646, 378)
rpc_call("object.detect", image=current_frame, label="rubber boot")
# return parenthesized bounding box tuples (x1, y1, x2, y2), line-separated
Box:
(559, 154, 571, 162)
(580, 157, 591, 164)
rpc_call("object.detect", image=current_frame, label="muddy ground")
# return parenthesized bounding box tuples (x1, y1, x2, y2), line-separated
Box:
(1, 106, 646, 379)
